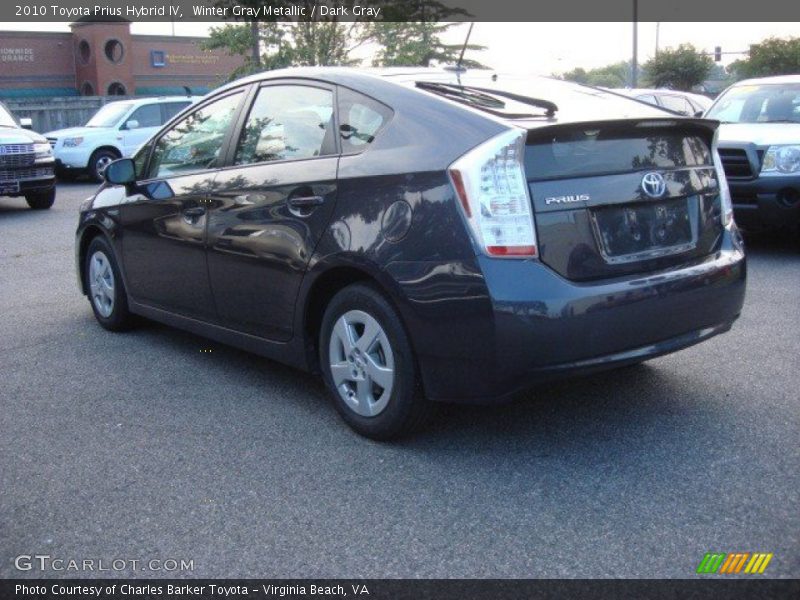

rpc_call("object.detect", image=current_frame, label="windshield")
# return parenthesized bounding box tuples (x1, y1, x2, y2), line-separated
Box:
(86, 102, 134, 127)
(707, 83, 800, 124)
(0, 103, 17, 127)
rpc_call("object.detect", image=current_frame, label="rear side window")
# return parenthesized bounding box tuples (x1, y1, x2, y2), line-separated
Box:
(338, 87, 393, 154)
(660, 95, 693, 114)
(163, 101, 191, 122)
(235, 85, 334, 165)
(126, 104, 161, 128)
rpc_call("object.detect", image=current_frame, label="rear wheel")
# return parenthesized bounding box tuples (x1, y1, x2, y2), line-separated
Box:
(84, 236, 133, 331)
(25, 188, 55, 210)
(88, 148, 119, 182)
(320, 283, 435, 440)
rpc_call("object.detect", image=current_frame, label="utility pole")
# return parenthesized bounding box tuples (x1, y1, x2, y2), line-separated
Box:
(250, 20, 261, 68)
(632, 0, 638, 88)
(655, 22, 660, 57)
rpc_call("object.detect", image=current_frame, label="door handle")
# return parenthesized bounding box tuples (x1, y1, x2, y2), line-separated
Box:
(288, 195, 325, 208)
(288, 195, 325, 217)
(182, 206, 206, 224)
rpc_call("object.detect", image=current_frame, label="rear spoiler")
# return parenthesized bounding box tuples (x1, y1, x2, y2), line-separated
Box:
(522, 117, 720, 144)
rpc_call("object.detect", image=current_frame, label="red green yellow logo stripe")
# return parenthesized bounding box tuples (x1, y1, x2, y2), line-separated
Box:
(697, 552, 773, 574)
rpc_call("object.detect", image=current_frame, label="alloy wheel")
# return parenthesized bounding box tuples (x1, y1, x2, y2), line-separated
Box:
(328, 309, 395, 417)
(96, 155, 113, 177)
(88, 250, 115, 318)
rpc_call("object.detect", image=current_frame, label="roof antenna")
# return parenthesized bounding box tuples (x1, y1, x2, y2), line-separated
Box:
(455, 22, 474, 85)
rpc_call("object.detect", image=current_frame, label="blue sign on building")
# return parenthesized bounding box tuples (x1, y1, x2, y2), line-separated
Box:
(151, 50, 166, 67)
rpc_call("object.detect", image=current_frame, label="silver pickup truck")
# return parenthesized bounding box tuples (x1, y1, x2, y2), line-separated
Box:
(706, 75, 800, 232)
(0, 101, 56, 210)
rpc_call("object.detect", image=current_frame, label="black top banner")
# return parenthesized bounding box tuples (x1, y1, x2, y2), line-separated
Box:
(4, 0, 800, 23)
(3, 579, 800, 600)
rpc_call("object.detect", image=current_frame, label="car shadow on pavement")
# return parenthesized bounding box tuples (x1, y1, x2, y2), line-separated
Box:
(129, 316, 719, 456)
(0, 198, 35, 215)
(741, 228, 799, 256)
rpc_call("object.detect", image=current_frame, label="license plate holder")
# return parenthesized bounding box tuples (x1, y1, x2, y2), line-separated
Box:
(591, 196, 699, 264)
(0, 181, 20, 195)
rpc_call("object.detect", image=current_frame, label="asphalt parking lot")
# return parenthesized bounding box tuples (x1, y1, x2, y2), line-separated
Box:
(1, 182, 798, 579)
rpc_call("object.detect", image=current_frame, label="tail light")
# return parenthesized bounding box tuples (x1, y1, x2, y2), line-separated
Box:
(448, 129, 538, 258)
(712, 132, 734, 228)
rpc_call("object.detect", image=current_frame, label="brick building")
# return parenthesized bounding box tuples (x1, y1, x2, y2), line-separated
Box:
(0, 20, 244, 98)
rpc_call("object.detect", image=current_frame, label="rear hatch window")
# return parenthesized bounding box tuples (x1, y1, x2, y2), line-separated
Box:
(525, 128, 712, 181)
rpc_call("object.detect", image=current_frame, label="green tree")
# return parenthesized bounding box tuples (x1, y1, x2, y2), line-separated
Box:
(203, 1, 372, 81)
(729, 37, 800, 79)
(370, 22, 486, 68)
(560, 62, 632, 88)
(203, 22, 293, 79)
(290, 20, 365, 67)
(642, 44, 713, 91)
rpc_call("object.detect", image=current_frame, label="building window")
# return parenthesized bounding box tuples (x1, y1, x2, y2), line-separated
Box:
(151, 50, 166, 68)
(80, 81, 95, 96)
(104, 39, 124, 64)
(77, 40, 91, 65)
(107, 82, 127, 96)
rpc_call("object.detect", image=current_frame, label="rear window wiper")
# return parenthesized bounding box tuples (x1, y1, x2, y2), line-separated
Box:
(415, 82, 558, 118)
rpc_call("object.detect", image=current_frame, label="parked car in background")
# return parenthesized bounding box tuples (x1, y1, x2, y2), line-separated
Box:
(75, 69, 745, 439)
(614, 88, 713, 116)
(705, 75, 800, 231)
(46, 96, 199, 181)
(0, 100, 55, 210)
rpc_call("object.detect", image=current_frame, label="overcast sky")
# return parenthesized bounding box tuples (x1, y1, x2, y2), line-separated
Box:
(3, 21, 798, 75)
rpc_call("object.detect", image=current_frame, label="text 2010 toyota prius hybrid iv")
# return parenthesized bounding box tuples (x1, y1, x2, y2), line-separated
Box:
(75, 68, 746, 439)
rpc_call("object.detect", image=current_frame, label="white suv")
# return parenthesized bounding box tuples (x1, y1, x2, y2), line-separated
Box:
(46, 96, 200, 181)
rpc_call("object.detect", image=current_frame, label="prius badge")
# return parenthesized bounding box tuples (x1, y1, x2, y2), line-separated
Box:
(544, 193, 590, 205)
(641, 172, 667, 198)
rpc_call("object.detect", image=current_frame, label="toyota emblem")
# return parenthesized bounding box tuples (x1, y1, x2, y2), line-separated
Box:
(641, 172, 667, 198)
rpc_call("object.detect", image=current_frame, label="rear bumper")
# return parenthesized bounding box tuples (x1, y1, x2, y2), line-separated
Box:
(399, 229, 746, 403)
(729, 174, 800, 230)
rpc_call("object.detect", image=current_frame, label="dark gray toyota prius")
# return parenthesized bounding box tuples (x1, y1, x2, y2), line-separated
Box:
(76, 68, 746, 439)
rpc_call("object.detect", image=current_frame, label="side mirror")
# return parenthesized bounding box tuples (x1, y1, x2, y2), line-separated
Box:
(104, 158, 136, 185)
(19, 117, 33, 130)
(124, 119, 139, 130)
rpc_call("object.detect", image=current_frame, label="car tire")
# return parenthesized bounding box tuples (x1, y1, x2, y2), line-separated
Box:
(320, 283, 435, 440)
(25, 187, 55, 210)
(88, 149, 119, 182)
(83, 236, 134, 332)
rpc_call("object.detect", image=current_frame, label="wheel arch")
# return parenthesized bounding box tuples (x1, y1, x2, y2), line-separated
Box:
(76, 222, 125, 296)
(299, 259, 417, 377)
(77, 224, 108, 294)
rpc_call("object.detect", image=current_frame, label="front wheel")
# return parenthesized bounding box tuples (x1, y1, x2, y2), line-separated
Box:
(320, 283, 435, 440)
(25, 188, 55, 210)
(83, 236, 134, 331)
(88, 149, 119, 182)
